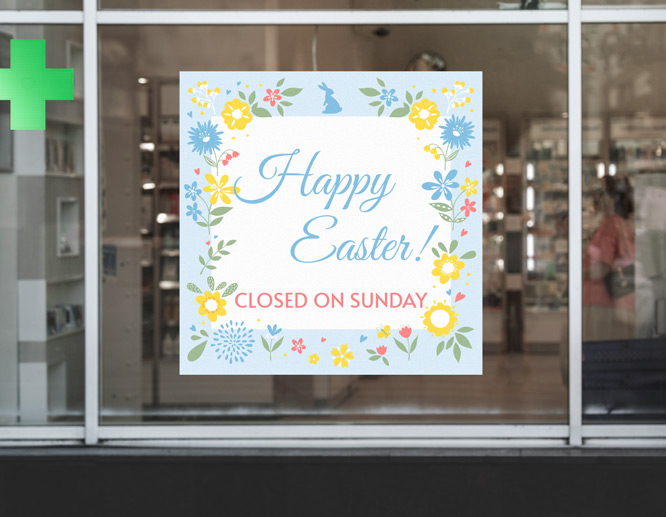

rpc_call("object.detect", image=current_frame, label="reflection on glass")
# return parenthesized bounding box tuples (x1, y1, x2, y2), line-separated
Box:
(0, 26, 84, 425)
(100, 24, 568, 424)
(0, 0, 81, 8)
(582, 24, 666, 423)
(100, 0, 566, 10)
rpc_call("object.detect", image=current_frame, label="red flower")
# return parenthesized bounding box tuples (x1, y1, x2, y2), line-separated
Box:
(291, 338, 306, 354)
(225, 153, 232, 161)
(263, 88, 282, 107)
(222, 160, 229, 166)
(399, 326, 412, 339)
(232, 151, 239, 158)
(376, 345, 387, 356)
(461, 198, 477, 217)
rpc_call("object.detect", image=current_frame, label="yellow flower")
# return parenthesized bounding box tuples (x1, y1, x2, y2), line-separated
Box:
(196, 291, 227, 322)
(423, 145, 431, 152)
(461, 177, 478, 197)
(469, 87, 475, 93)
(214, 87, 220, 94)
(309, 354, 319, 365)
(442, 87, 448, 93)
(188, 88, 194, 94)
(408, 99, 440, 130)
(432, 254, 465, 284)
(222, 99, 253, 130)
(203, 173, 240, 205)
(423, 302, 458, 337)
(331, 343, 354, 368)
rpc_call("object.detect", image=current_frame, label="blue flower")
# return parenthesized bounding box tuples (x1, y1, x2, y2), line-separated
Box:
(267, 324, 282, 337)
(422, 169, 460, 201)
(186, 202, 203, 221)
(188, 120, 223, 156)
(184, 181, 202, 201)
(379, 88, 398, 107)
(440, 115, 475, 150)
(211, 320, 255, 364)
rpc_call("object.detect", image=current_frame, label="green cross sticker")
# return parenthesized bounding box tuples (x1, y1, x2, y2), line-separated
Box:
(0, 39, 74, 130)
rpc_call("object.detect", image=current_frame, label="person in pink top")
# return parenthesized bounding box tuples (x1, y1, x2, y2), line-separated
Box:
(583, 175, 635, 342)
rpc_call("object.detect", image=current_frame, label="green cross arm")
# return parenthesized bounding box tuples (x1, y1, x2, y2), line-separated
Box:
(0, 39, 74, 131)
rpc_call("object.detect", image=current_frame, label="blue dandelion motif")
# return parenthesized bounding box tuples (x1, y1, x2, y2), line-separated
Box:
(211, 320, 255, 364)
(440, 115, 475, 150)
(188, 120, 223, 156)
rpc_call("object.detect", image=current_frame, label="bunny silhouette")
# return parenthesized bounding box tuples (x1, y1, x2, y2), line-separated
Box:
(319, 82, 342, 114)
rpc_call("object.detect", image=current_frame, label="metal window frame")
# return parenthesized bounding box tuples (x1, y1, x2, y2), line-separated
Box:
(1, 2, 665, 448)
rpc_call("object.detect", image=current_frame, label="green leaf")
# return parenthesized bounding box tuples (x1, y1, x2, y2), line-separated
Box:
(220, 250, 230, 255)
(415, 90, 423, 100)
(200, 330, 208, 337)
(430, 202, 452, 212)
(281, 87, 302, 97)
(261, 336, 270, 352)
(389, 106, 410, 117)
(210, 217, 223, 226)
(251, 102, 257, 109)
(238, 91, 246, 100)
(449, 240, 458, 253)
(376, 77, 385, 87)
(369, 100, 382, 107)
(276, 77, 285, 87)
(458, 327, 473, 333)
(409, 336, 418, 353)
(279, 100, 293, 106)
(226, 239, 237, 246)
(439, 213, 453, 223)
(382, 357, 389, 366)
(454, 217, 467, 223)
(436, 340, 446, 356)
(403, 102, 409, 109)
(208, 247, 213, 258)
(215, 281, 227, 291)
(211, 256, 221, 261)
(366, 349, 376, 355)
(248, 91, 256, 105)
(207, 276, 214, 290)
(277, 104, 284, 117)
(446, 337, 455, 350)
(187, 282, 202, 294)
(198, 256, 205, 266)
(393, 337, 408, 354)
(211, 206, 232, 216)
(460, 251, 477, 260)
(405, 90, 413, 104)
(205, 265, 215, 270)
(217, 240, 224, 251)
(271, 336, 284, 352)
(191, 335, 201, 341)
(359, 87, 380, 97)
(196, 221, 209, 228)
(453, 343, 461, 362)
(456, 333, 472, 349)
(222, 283, 238, 297)
(431, 247, 439, 258)
(438, 242, 448, 252)
(447, 150, 459, 161)
(188, 341, 207, 362)
(204, 155, 216, 167)
(369, 355, 381, 361)
(251, 106, 272, 117)
(377, 104, 385, 117)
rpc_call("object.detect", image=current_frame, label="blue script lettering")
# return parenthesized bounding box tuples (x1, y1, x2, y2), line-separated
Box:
(291, 214, 414, 263)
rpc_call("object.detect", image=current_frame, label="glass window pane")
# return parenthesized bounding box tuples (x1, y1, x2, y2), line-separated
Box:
(100, 24, 567, 424)
(0, 26, 84, 425)
(0, 1, 81, 8)
(582, 24, 666, 423)
(100, 0, 566, 10)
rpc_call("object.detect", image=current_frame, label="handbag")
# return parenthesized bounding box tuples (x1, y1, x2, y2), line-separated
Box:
(602, 218, 635, 299)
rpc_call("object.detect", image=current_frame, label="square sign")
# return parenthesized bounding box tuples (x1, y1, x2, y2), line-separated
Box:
(180, 72, 482, 375)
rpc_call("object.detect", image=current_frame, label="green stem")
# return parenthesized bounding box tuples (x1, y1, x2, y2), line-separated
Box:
(196, 193, 212, 235)
(407, 338, 411, 361)
(450, 190, 465, 231)
(269, 338, 273, 361)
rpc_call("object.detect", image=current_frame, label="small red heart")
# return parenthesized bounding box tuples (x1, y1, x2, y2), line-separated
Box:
(465, 161, 471, 167)
(461, 229, 468, 237)
(292, 338, 303, 346)
(321, 337, 326, 342)
(455, 292, 465, 303)
(194, 168, 200, 175)
(205, 240, 210, 246)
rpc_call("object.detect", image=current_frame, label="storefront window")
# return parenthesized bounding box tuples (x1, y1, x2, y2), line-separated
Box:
(0, 25, 84, 426)
(582, 24, 666, 423)
(99, 23, 568, 424)
(100, 0, 567, 10)
(0, 1, 81, 8)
